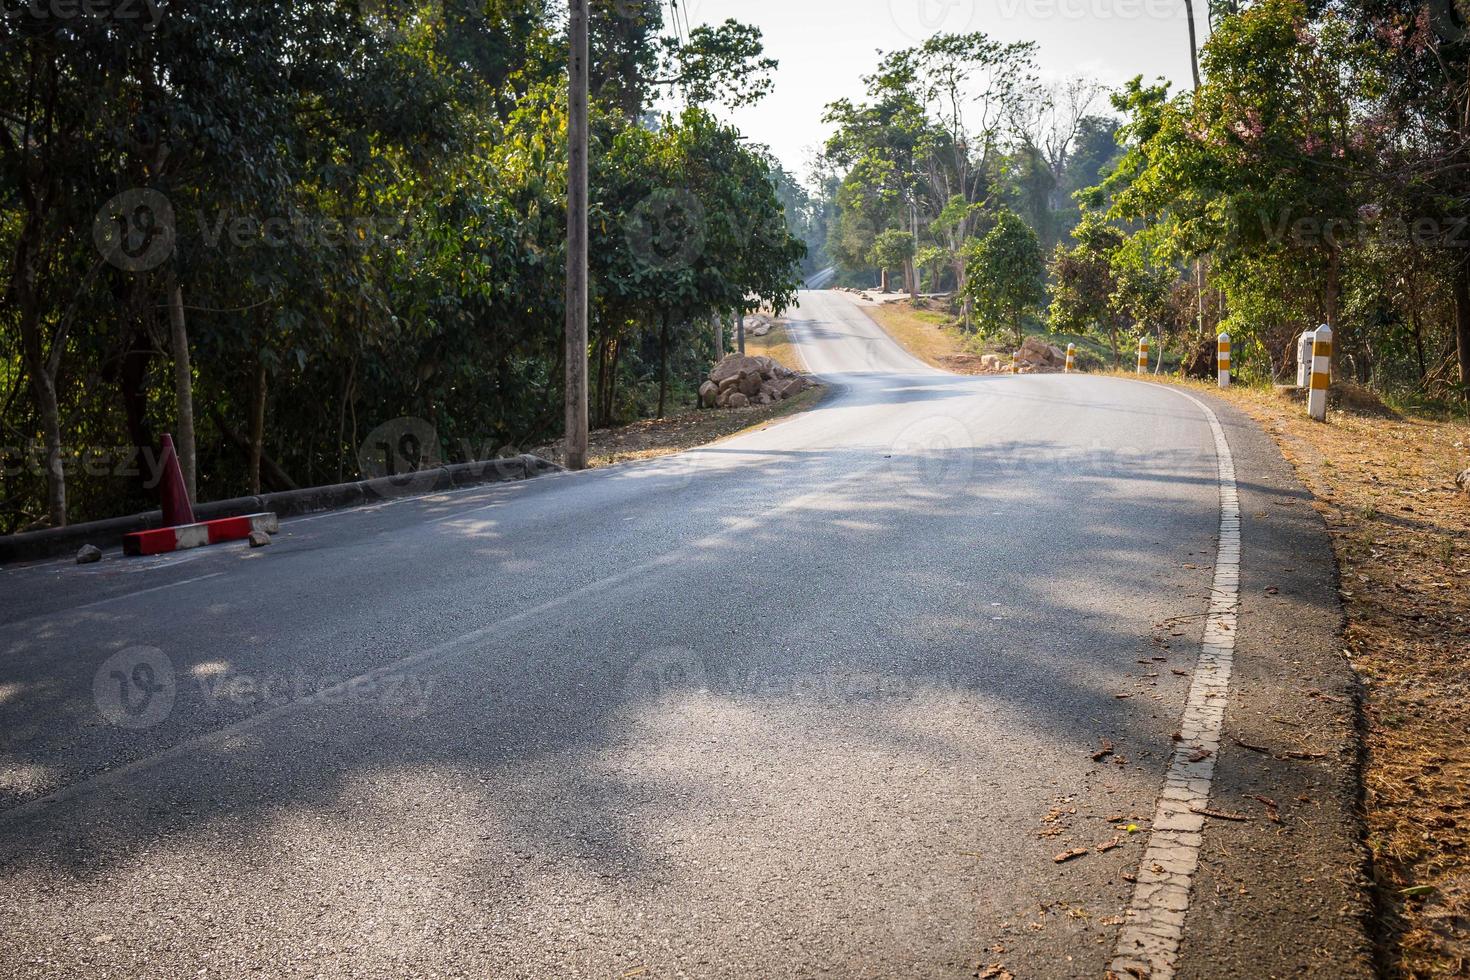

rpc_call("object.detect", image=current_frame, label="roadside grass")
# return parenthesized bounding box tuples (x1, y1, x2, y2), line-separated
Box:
(533, 385, 826, 470)
(856, 293, 1470, 975)
(745, 321, 807, 373)
(861, 299, 978, 369)
(862, 297, 1130, 372)
(1113, 373, 1470, 979)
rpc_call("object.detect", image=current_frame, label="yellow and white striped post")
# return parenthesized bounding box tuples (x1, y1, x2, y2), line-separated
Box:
(1307, 324, 1332, 422)
(1217, 332, 1231, 389)
(1296, 331, 1315, 388)
(1136, 336, 1149, 374)
(1065, 343, 1076, 374)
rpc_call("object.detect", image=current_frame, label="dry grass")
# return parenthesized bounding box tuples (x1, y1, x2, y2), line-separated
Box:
(533, 386, 826, 470)
(1143, 376, 1470, 979)
(861, 300, 991, 372)
(745, 321, 807, 373)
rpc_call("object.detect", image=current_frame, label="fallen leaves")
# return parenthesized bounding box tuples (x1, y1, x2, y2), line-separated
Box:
(1092, 739, 1116, 763)
(1248, 794, 1283, 824)
(1232, 736, 1272, 754)
(1053, 848, 1088, 864)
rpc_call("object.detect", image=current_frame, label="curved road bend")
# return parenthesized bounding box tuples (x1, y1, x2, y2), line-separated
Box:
(0, 290, 1366, 977)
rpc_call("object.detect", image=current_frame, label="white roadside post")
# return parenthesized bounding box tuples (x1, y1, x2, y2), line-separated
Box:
(1217, 332, 1231, 388)
(1296, 331, 1314, 388)
(1136, 336, 1149, 374)
(1307, 324, 1333, 422)
(1065, 343, 1076, 374)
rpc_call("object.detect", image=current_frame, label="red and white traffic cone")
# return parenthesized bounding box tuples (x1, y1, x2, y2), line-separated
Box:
(158, 433, 195, 527)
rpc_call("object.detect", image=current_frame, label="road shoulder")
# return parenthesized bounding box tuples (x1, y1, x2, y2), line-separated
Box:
(1160, 385, 1374, 978)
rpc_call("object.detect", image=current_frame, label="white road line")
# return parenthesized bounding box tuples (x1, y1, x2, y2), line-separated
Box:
(1110, 385, 1242, 980)
(64, 572, 227, 614)
(3, 572, 227, 629)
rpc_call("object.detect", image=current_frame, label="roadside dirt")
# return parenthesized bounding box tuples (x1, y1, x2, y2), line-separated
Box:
(745, 320, 806, 374)
(533, 386, 826, 470)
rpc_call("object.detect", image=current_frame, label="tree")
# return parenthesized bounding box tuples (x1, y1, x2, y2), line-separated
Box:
(871, 230, 917, 297)
(1049, 212, 1129, 364)
(915, 244, 949, 294)
(1104, 2, 1376, 372)
(822, 32, 1040, 306)
(0, 0, 796, 532)
(964, 210, 1047, 347)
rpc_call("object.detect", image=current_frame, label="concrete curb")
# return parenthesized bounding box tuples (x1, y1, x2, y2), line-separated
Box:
(0, 454, 561, 565)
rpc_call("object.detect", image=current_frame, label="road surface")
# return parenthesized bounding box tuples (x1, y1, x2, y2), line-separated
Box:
(0, 291, 1368, 977)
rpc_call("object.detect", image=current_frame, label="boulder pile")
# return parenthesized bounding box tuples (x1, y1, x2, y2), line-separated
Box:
(700, 354, 813, 409)
(976, 336, 1068, 375)
(743, 314, 774, 338)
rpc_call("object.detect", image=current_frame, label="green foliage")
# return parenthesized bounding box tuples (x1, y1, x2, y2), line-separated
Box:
(871, 230, 916, 280)
(963, 210, 1046, 347)
(821, 31, 1041, 291)
(0, 0, 798, 530)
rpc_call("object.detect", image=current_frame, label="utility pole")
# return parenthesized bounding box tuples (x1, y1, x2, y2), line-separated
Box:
(564, 0, 590, 470)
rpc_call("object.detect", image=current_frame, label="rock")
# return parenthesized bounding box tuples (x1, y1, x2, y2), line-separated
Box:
(710, 354, 767, 385)
(980, 354, 1006, 372)
(248, 531, 272, 548)
(707, 352, 815, 409)
(76, 544, 102, 565)
(751, 324, 772, 338)
(1457, 468, 1469, 496)
(1018, 336, 1066, 367)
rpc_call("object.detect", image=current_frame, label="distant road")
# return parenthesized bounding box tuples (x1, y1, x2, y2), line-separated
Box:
(0, 290, 1367, 977)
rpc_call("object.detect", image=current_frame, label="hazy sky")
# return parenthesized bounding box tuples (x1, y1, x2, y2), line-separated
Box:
(677, 0, 1201, 178)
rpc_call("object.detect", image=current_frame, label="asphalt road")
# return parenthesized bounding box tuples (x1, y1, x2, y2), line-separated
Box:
(0, 291, 1369, 978)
